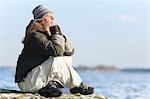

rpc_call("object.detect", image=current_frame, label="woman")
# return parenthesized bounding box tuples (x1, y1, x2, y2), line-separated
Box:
(15, 5, 94, 97)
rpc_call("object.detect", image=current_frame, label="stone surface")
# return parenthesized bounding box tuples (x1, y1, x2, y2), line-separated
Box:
(0, 93, 108, 99)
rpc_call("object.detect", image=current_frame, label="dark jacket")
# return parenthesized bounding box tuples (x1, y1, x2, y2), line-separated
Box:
(15, 20, 74, 82)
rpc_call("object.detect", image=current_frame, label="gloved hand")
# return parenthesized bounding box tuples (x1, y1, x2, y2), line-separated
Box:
(50, 25, 63, 35)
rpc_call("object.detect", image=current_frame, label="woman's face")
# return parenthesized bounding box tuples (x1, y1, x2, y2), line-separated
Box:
(42, 13, 55, 27)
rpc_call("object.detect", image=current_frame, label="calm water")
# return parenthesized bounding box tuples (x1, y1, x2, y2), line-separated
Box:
(0, 67, 150, 99)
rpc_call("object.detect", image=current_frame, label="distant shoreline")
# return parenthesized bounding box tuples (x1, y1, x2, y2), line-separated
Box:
(75, 65, 150, 72)
(0, 65, 150, 72)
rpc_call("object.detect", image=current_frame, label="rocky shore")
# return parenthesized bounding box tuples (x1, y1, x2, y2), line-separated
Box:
(0, 93, 107, 99)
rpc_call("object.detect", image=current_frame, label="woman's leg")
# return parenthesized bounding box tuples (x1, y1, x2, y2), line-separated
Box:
(18, 57, 54, 92)
(51, 56, 94, 95)
(50, 56, 82, 89)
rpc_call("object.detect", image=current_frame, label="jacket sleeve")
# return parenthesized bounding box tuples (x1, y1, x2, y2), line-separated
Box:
(50, 34, 65, 52)
(63, 35, 75, 56)
(28, 32, 65, 56)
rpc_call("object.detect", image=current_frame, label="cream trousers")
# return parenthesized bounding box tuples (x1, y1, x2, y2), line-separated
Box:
(18, 56, 82, 92)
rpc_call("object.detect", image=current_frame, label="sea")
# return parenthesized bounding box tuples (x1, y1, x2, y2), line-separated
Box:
(0, 67, 150, 99)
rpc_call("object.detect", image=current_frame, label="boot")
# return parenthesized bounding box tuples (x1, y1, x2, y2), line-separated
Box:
(70, 83, 94, 95)
(39, 81, 63, 97)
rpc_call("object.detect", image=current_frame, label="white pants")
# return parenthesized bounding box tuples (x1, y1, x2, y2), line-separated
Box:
(18, 56, 82, 93)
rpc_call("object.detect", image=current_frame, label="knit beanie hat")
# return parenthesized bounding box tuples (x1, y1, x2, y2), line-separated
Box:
(32, 5, 53, 19)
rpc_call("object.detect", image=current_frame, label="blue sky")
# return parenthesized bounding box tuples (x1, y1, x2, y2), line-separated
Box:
(0, 0, 149, 68)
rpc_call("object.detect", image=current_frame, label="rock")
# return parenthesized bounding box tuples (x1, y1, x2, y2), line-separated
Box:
(0, 93, 107, 99)
(0, 88, 107, 99)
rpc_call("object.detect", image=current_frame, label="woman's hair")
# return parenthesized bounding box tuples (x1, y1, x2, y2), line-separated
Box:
(22, 20, 34, 44)
(22, 19, 51, 45)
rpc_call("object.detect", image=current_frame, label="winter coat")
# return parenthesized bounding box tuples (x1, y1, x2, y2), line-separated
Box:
(15, 20, 74, 82)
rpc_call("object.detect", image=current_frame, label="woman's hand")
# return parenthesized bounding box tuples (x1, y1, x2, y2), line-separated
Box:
(50, 25, 62, 35)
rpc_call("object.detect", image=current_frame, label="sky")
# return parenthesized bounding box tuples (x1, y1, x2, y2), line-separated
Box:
(0, 0, 149, 68)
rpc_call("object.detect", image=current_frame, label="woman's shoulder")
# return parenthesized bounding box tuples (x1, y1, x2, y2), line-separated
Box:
(30, 19, 49, 33)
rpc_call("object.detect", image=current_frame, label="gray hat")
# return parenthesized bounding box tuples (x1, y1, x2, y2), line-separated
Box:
(32, 5, 53, 19)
